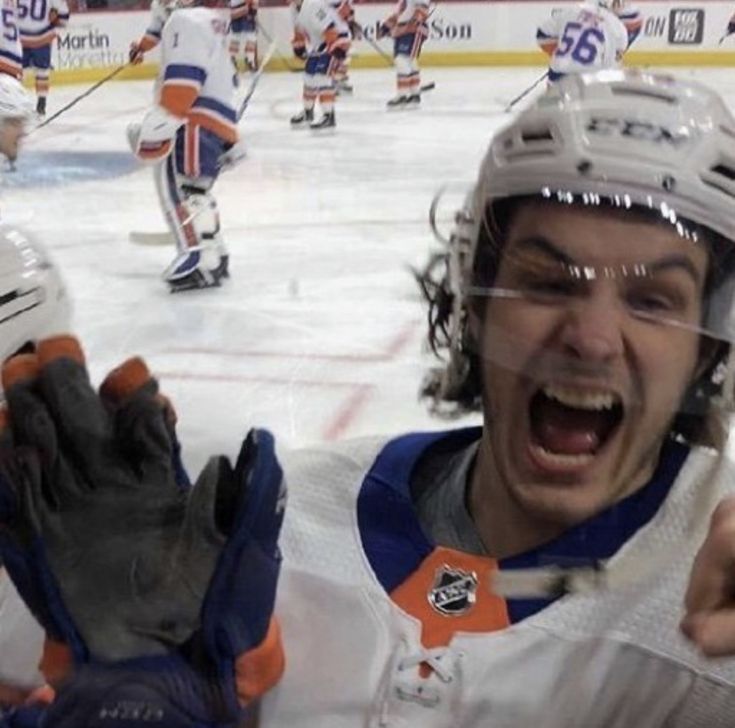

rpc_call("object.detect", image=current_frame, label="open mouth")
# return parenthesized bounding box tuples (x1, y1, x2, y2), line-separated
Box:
(528, 384, 624, 469)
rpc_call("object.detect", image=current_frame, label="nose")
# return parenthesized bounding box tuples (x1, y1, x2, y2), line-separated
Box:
(558, 289, 625, 363)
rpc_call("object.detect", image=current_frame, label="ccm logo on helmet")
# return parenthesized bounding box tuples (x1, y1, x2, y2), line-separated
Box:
(586, 116, 691, 148)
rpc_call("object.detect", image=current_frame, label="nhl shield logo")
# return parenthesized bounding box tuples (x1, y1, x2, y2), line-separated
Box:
(428, 565, 478, 616)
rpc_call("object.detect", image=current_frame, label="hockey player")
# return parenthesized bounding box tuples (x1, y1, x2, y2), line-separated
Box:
(378, 0, 429, 108)
(612, 0, 643, 47)
(17, 0, 69, 117)
(0, 0, 22, 80)
(536, 0, 628, 81)
(328, 0, 356, 94)
(290, 0, 350, 130)
(9, 70, 735, 727)
(127, 0, 239, 292)
(230, 0, 258, 71)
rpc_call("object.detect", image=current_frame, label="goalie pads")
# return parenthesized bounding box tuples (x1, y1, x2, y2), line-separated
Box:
(127, 106, 183, 163)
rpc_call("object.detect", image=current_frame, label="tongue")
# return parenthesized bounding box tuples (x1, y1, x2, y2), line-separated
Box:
(532, 397, 610, 456)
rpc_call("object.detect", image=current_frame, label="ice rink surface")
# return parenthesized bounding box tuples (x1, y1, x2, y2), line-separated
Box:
(5, 65, 732, 471)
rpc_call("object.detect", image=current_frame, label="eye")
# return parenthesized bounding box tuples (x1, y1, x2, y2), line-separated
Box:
(523, 278, 577, 299)
(627, 290, 679, 316)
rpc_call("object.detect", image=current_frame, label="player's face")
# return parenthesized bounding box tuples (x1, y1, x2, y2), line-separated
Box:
(0, 117, 26, 162)
(476, 201, 708, 529)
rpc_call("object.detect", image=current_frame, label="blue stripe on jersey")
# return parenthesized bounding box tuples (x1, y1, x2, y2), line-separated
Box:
(146, 28, 162, 39)
(357, 427, 687, 623)
(192, 95, 237, 122)
(358, 430, 457, 593)
(164, 63, 207, 85)
(0, 49, 22, 63)
(500, 438, 688, 622)
(536, 29, 556, 40)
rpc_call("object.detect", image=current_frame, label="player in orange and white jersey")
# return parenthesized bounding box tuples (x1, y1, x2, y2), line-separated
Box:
(290, 0, 350, 130)
(0, 0, 22, 80)
(536, 0, 628, 82)
(230, 0, 258, 71)
(379, 0, 429, 108)
(127, 0, 241, 292)
(613, 0, 642, 46)
(17, 0, 69, 116)
(327, 0, 356, 93)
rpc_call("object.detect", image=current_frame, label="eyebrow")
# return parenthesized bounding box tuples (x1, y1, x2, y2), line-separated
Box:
(514, 236, 702, 285)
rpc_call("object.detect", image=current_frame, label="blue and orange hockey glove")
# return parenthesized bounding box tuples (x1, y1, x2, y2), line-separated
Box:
(0, 336, 286, 728)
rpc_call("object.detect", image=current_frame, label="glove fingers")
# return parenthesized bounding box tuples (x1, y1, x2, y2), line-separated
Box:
(35, 337, 114, 483)
(101, 358, 188, 491)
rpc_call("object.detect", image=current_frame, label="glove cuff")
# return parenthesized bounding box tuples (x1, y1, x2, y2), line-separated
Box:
(234, 617, 284, 706)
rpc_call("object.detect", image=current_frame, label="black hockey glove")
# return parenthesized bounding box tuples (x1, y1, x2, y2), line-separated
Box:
(0, 336, 286, 728)
(293, 45, 307, 60)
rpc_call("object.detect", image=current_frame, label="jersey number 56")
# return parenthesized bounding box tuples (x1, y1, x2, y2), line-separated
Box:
(556, 22, 604, 64)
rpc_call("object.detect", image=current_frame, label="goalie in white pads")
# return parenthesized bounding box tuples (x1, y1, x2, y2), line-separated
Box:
(127, 0, 239, 292)
(289, 0, 350, 130)
(536, 0, 628, 81)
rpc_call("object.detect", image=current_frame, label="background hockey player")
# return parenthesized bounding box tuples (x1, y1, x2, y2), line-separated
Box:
(378, 0, 429, 108)
(127, 0, 239, 292)
(230, 0, 258, 71)
(612, 0, 642, 47)
(328, 0, 356, 94)
(0, 0, 22, 80)
(536, 0, 628, 81)
(17, 0, 69, 117)
(7, 71, 735, 728)
(289, 0, 350, 130)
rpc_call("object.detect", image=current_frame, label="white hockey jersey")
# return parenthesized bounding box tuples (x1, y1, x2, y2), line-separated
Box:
(0, 0, 21, 78)
(17, 0, 69, 49)
(260, 427, 735, 727)
(537, 2, 628, 79)
(157, 6, 238, 144)
(291, 0, 349, 55)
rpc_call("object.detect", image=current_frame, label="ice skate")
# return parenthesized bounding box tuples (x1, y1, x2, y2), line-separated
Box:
(290, 108, 314, 127)
(310, 111, 336, 130)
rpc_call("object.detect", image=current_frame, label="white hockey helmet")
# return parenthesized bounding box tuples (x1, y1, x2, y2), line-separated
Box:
(421, 69, 735, 443)
(0, 225, 72, 364)
(0, 75, 34, 122)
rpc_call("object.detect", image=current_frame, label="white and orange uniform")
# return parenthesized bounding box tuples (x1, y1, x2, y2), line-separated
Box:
(230, 0, 258, 69)
(291, 0, 350, 118)
(17, 0, 68, 102)
(260, 428, 735, 727)
(536, 2, 628, 81)
(0, 0, 22, 79)
(129, 3, 237, 276)
(327, 0, 354, 84)
(382, 0, 429, 97)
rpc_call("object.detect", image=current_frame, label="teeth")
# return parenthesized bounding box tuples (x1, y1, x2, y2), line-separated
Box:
(530, 444, 595, 467)
(542, 384, 619, 411)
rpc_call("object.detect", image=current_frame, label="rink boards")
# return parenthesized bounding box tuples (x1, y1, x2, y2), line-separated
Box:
(45, 0, 735, 85)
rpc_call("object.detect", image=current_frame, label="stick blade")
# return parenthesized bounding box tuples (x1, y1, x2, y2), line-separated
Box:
(129, 231, 173, 246)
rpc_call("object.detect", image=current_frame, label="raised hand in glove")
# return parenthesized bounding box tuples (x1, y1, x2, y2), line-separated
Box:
(293, 45, 307, 60)
(0, 336, 286, 728)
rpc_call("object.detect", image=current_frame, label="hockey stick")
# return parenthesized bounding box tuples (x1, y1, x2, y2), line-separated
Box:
(236, 41, 276, 120)
(256, 20, 303, 73)
(503, 71, 548, 113)
(359, 28, 435, 93)
(31, 63, 129, 132)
